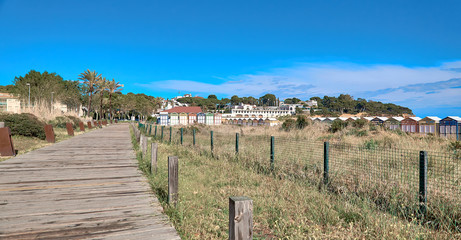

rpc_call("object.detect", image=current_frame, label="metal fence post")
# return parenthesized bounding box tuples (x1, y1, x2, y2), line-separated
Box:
(235, 133, 239, 154)
(324, 141, 329, 185)
(169, 126, 172, 143)
(149, 124, 152, 135)
(419, 151, 427, 217)
(193, 128, 196, 146)
(155, 125, 157, 138)
(270, 136, 274, 171)
(180, 128, 183, 145)
(161, 126, 164, 141)
(210, 130, 214, 154)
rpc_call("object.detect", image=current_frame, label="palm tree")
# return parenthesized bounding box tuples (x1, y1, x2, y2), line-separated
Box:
(107, 79, 123, 120)
(95, 77, 109, 120)
(78, 69, 101, 117)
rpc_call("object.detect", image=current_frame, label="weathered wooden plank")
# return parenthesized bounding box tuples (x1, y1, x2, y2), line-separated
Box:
(168, 156, 178, 206)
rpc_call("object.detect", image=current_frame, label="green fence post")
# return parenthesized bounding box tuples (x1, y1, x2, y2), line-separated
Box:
(149, 125, 152, 135)
(169, 126, 172, 143)
(419, 151, 427, 217)
(324, 142, 329, 185)
(180, 128, 183, 145)
(270, 136, 274, 171)
(210, 131, 214, 154)
(161, 126, 164, 141)
(193, 129, 196, 146)
(235, 133, 239, 154)
(155, 125, 157, 138)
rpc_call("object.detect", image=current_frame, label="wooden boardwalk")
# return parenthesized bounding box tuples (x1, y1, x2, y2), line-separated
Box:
(0, 123, 180, 240)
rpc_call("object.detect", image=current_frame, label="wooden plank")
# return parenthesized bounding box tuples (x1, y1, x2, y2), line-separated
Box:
(151, 143, 158, 175)
(0, 123, 180, 239)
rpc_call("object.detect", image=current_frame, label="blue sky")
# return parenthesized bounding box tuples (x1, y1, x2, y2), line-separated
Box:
(0, 0, 460, 116)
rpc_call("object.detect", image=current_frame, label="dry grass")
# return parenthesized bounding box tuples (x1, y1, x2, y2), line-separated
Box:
(131, 127, 459, 239)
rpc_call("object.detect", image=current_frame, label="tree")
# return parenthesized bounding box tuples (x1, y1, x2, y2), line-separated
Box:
(95, 77, 109, 120)
(207, 94, 217, 99)
(79, 69, 101, 116)
(259, 93, 276, 106)
(230, 95, 241, 105)
(107, 79, 123, 120)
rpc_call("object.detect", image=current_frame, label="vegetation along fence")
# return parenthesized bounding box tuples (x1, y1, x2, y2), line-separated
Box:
(138, 123, 460, 231)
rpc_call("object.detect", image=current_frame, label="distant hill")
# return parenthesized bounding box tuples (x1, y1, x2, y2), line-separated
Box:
(309, 94, 413, 117)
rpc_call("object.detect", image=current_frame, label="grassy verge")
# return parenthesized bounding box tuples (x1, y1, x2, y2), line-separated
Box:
(131, 132, 458, 239)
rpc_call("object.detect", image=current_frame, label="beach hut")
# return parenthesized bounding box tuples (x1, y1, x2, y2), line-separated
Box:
(238, 118, 244, 125)
(362, 117, 374, 122)
(179, 113, 188, 125)
(419, 116, 441, 135)
(439, 116, 461, 139)
(159, 112, 169, 126)
(322, 117, 336, 124)
(385, 117, 404, 130)
(188, 113, 197, 125)
(401, 117, 421, 133)
(197, 113, 206, 124)
(205, 113, 214, 125)
(371, 117, 388, 126)
(338, 117, 348, 121)
(169, 113, 179, 126)
(214, 113, 222, 125)
(252, 119, 258, 126)
(268, 118, 279, 126)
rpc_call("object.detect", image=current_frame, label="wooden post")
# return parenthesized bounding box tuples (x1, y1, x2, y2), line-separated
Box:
(270, 136, 274, 171)
(66, 123, 74, 136)
(141, 134, 147, 157)
(210, 130, 214, 153)
(79, 122, 85, 131)
(0, 127, 16, 156)
(229, 196, 253, 240)
(168, 156, 179, 206)
(419, 151, 427, 217)
(324, 141, 329, 185)
(193, 128, 196, 146)
(87, 121, 92, 129)
(151, 143, 158, 175)
(235, 133, 239, 154)
(44, 124, 55, 143)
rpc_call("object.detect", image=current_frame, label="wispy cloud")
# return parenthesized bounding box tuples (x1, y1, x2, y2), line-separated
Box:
(138, 60, 461, 113)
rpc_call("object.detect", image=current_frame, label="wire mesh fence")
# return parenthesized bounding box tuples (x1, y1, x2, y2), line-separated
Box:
(146, 124, 460, 229)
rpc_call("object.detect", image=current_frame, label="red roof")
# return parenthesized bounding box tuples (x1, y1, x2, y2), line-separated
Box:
(165, 106, 202, 113)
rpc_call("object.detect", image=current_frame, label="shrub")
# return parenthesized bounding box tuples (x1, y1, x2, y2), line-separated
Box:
(347, 128, 368, 137)
(66, 115, 81, 129)
(296, 115, 310, 129)
(281, 119, 296, 131)
(329, 119, 348, 133)
(0, 113, 46, 139)
(147, 116, 157, 123)
(352, 119, 367, 129)
(364, 139, 379, 150)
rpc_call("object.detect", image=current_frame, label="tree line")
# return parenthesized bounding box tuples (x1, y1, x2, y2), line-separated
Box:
(0, 69, 162, 120)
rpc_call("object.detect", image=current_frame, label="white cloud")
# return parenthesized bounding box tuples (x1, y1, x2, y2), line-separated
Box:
(139, 60, 461, 110)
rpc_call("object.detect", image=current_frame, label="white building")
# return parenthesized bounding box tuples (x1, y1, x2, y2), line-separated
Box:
(0, 93, 21, 114)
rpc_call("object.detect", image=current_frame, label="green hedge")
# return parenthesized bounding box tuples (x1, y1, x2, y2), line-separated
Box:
(0, 113, 46, 140)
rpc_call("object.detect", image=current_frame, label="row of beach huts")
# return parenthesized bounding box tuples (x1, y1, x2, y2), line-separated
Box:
(311, 116, 461, 137)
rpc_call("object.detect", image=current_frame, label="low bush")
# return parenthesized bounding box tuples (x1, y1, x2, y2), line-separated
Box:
(352, 119, 368, 128)
(329, 119, 348, 133)
(0, 113, 46, 140)
(296, 115, 310, 129)
(281, 118, 295, 131)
